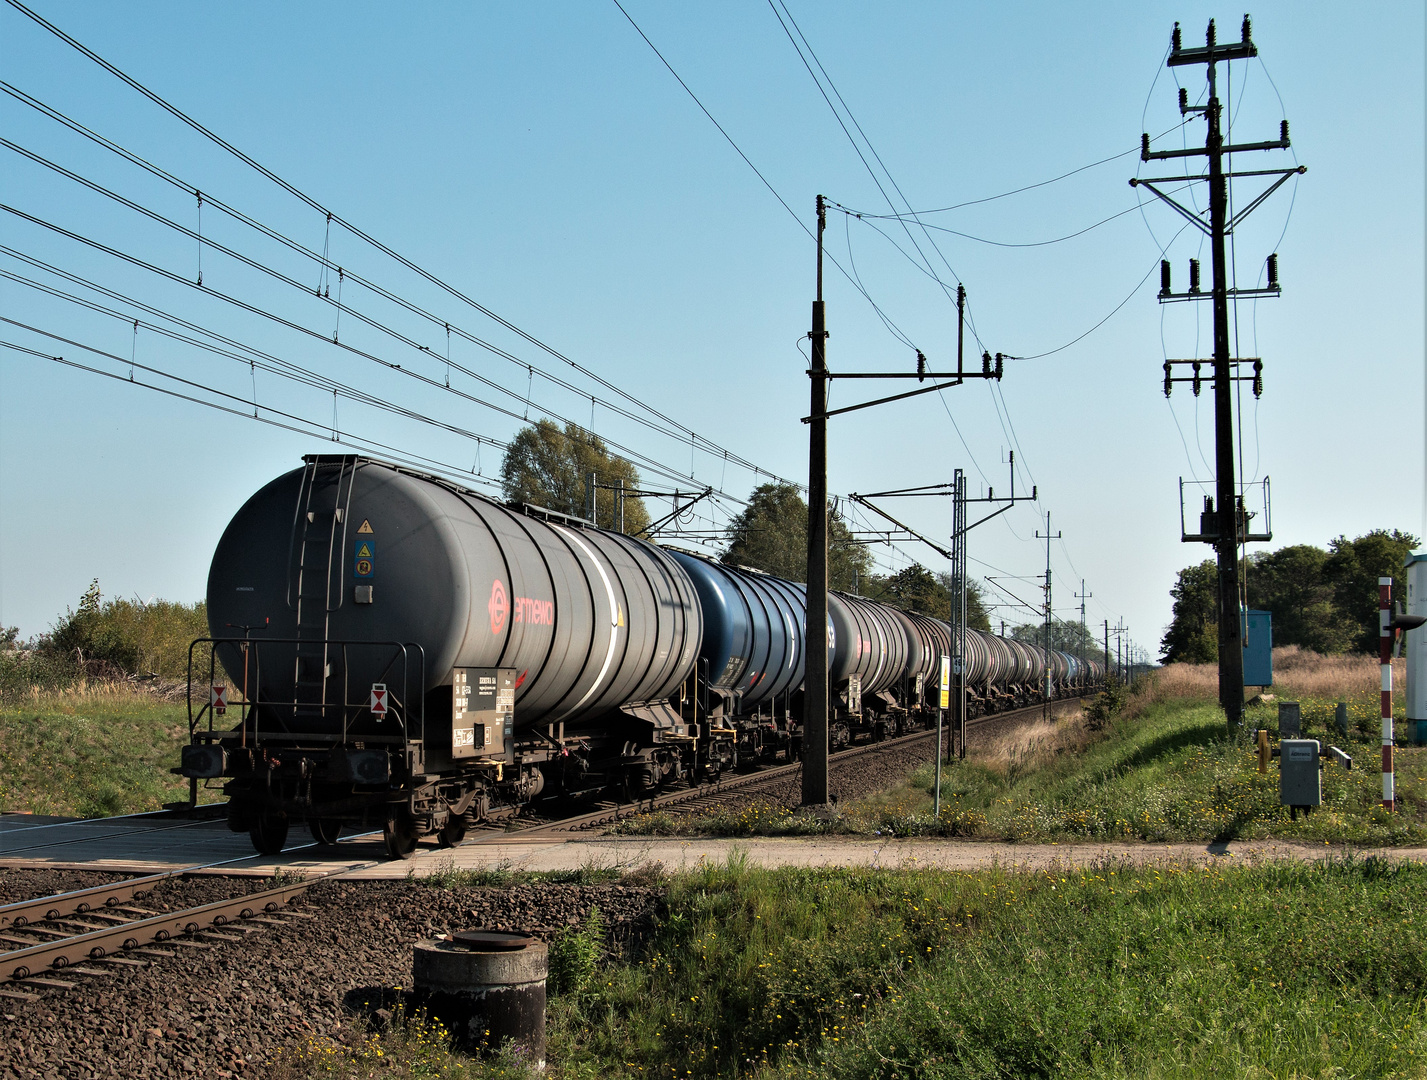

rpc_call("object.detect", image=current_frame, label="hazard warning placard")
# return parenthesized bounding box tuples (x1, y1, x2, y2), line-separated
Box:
(370, 683, 388, 717)
(211, 685, 228, 715)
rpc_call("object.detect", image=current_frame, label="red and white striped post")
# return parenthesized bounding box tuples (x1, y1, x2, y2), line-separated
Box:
(1381, 576, 1395, 810)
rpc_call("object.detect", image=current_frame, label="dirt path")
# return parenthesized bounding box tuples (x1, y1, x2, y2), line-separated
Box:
(341, 835, 1427, 878)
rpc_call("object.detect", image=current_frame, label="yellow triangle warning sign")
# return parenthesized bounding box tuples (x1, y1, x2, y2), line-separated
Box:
(356, 541, 374, 558)
(357, 520, 374, 534)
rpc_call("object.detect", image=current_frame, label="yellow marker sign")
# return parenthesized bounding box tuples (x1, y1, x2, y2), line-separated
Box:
(356, 541, 374, 558)
(939, 655, 951, 710)
(357, 519, 374, 534)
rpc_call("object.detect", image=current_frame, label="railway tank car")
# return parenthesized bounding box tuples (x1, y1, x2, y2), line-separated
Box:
(180, 454, 1104, 858)
(182, 455, 704, 857)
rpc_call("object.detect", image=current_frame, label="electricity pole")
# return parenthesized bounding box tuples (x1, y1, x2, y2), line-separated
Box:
(850, 455, 1033, 761)
(1075, 580, 1092, 671)
(1135, 17, 1302, 730)
(803, 200, 1005, 806)
(1036, 512, 1061, 717)
(805, 195, 830, 806)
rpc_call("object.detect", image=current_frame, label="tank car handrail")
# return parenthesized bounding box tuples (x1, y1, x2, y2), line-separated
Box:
(187, 636, 425, 750)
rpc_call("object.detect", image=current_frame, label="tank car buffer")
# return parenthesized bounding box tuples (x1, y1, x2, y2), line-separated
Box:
(179, 455, 1107, 860)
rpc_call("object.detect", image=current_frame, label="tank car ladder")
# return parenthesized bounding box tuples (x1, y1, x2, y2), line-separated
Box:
(287, 456, 358, 719)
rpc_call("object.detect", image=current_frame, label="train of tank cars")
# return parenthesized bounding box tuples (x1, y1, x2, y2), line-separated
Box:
(177, 456, 1104, 858)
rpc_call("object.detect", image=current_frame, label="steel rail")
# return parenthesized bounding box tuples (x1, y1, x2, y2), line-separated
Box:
(0, 828, 369, 930)
(474, 696, 1089, 842)
(0, 802, 226, 834)
(1, 834, 384, 984)
(0, 814, 226, 856)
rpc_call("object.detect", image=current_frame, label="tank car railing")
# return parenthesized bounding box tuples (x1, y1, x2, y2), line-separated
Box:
(186, 637, 425, 748)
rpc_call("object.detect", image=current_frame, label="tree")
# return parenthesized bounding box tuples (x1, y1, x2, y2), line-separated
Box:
(1160, 560, 1218, 664)
(935, 572, 993, 633)
(1324, 529, 1420, 653)
(1010, 619, 1100, 657)
(500, 420, 649, 535)
(1246, 544, 1352, 653)
(722, 482, 871, 591)
(869, 564, 950, 619)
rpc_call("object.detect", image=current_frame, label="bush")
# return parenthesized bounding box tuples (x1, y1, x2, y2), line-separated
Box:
(35, 580, 207, 681)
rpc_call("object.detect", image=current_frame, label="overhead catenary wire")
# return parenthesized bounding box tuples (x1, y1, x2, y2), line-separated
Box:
(0, 269, 517, 457)
(0, 332, 503, 489)
(0, 120, 791, 489)
(0, 9, 796, 491)
(0, 209, 748, 503)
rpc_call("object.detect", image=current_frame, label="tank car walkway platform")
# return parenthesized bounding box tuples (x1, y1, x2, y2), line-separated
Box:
(4, 813, 1426, 878)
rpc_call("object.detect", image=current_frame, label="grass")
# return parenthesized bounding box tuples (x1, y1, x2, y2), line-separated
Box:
(0, 682, 219, 816)
(616, 652, 1427, 846)
(276, 855, 1427, 1078)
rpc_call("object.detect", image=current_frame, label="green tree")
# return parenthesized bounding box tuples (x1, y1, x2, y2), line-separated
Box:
(499, 420, 649, 535)
(1160, 560, 1218, 664)
(1009, 619, 1100, 657)
(722, 482, 871, 591)
(1246, 544, 1353, 653)
(936, 572, 993, 633)
(1324, 529, 1420, 652)
(871, 564, 950, 618)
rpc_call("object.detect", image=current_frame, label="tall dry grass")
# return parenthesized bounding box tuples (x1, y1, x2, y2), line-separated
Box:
(971, 712, 1091, 768)
(1136, 646, 1406, 712)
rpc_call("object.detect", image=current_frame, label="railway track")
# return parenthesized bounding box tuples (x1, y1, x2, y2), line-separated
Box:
(0, 834, 380, 997)
(0, 697, 1084, 996)
(473, 696, 1087, 842)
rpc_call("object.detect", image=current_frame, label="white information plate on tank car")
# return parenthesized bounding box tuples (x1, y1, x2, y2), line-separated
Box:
(452, 667, 516, 761)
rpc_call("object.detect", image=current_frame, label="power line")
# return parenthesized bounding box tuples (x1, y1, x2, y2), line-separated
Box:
(0, 3, 795, 489)
(0, 218, 737, 503)
(0, 331, 501, 488)
(608, 0, 920, 352)
(0, 267, 516, 458)
(0, 107, 791, 489)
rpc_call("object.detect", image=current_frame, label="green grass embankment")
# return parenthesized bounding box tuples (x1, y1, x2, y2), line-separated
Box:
(617, 691, 1427, 846)
(0, 685, 216, 816)
(274, 856, 1427, 1079)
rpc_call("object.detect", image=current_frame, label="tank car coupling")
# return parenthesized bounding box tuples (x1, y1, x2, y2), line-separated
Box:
(179, 744, 227, 779)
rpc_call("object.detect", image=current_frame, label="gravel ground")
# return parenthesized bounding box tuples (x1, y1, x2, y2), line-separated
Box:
(0, 876, 662, 1079)
(0, 870, 135, 908)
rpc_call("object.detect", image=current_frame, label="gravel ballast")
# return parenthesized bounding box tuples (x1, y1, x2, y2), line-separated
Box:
(0, 876, 662, 1079)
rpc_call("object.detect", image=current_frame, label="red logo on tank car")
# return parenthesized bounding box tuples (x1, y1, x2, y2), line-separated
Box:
(489, 579, 509, 635)
(514, 596, 554, 626)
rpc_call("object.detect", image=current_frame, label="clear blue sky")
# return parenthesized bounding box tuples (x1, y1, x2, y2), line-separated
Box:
(1, 1, 1423, 662)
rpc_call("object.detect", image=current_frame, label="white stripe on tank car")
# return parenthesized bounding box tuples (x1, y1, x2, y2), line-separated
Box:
(555, 525, 621, 715)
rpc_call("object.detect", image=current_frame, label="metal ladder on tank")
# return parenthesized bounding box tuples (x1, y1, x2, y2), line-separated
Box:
(287, 456, 358, 722)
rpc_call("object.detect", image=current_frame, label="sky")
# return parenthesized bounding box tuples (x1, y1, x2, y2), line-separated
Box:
(0, 1, 1423, 664)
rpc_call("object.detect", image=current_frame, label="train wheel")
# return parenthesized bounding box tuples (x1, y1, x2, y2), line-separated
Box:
(383, 813, 419, 859)
(308, 818, 342, 846)
(437, 817, 468, 849)
(249, 813, 288, 856)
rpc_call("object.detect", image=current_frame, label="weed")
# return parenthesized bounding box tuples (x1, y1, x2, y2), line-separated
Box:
(549, 906, 606, 998)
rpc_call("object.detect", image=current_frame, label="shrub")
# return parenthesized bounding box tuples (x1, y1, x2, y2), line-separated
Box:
(35, 580, 207, 681)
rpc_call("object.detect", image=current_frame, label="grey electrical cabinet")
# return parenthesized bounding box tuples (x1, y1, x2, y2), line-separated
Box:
(1280, 738, 1322, 809)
